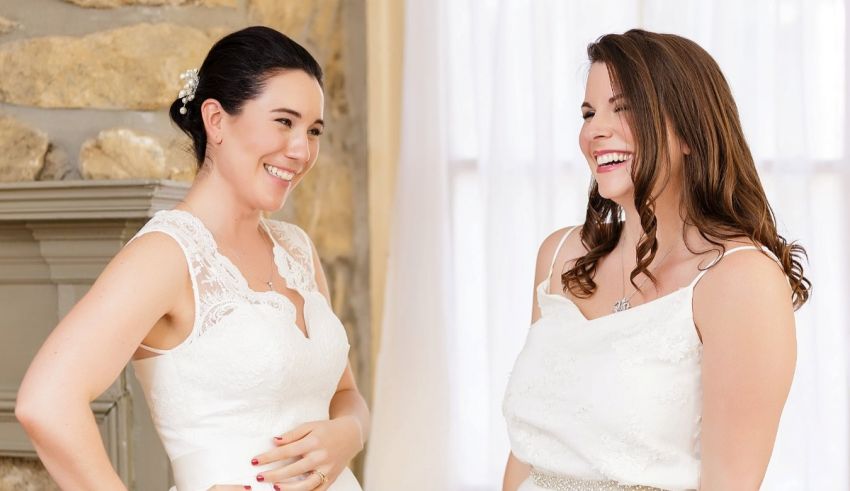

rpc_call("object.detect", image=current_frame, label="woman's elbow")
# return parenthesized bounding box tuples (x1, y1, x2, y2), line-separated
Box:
(15, 375, 65, 437)
(15, 389, 48, 437)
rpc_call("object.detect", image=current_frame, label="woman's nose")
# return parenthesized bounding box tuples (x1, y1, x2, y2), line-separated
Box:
(285, 132, 310, 162)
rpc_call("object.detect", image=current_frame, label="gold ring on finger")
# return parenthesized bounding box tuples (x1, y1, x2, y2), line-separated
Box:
(312, 470, 328, 484)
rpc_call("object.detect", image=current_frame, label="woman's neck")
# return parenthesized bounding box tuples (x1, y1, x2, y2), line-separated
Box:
(179, 169, 263, 245)
(617, 186, 686, 254)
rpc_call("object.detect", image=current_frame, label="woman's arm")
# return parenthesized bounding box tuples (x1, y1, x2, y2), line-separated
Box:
(15, 233, 187, 490)
(327, 366, 369, 451)
(312, 240, 370, 447)
(503, 452, 531, 491)
(694, 250, 796, 490)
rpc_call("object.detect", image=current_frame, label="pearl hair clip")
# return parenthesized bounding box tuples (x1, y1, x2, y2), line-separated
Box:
(177, 68, 199, 115)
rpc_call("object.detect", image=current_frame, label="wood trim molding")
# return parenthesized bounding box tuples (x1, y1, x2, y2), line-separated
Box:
(0, 179, 187, 488)
(0, 179, 189, 221)
(0, 389, 127, 473)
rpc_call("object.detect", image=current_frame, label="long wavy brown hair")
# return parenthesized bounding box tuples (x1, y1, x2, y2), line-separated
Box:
(562, 29, 811, 309)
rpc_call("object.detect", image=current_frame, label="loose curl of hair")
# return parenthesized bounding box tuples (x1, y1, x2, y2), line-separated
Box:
(562, 29, 811, 309)
(169, 26, 323, 167)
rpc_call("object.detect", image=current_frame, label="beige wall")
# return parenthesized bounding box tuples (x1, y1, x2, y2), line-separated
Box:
(0, 0, 370, 487)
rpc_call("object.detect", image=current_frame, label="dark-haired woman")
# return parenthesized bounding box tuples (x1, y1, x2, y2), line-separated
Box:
(17, 26, 367, 491)
(502, 30, 810, 491)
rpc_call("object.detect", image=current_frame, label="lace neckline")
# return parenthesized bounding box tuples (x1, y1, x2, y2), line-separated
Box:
(166, 209, 287, 291)
(161, 209, 314, 340)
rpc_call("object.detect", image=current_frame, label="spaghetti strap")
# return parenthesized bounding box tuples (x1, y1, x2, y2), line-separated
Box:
(547, 226, 579, 279)
(688, 245, 778, 289)
(137, 343, 170, 355)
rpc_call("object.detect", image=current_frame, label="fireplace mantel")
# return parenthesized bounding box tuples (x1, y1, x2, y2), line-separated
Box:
(0, 179, 188, 490)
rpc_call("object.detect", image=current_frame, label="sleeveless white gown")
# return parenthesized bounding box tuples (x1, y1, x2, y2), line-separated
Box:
(129, 210, 362, 491)
(503, 226, 776, 491)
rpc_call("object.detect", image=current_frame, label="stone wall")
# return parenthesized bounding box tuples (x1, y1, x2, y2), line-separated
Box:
(0, 457, 58, 491)
(0, 0, 369, 487)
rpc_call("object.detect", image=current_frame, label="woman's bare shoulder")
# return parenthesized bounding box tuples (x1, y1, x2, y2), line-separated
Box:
(693, 238, 792, 336)
(535, 225, 585, 280)
(104, 230, 191, 297)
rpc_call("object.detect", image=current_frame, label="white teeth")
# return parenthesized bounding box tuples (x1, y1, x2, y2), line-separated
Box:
(596, 152, 632, 166)
(264, 164, 295, 181)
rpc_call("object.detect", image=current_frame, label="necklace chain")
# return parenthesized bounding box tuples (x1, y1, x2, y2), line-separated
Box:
(180, 203, 276, 292)
(613, 237, 678, 313)
(260, 225, 276, 292)
(219, 223, 277, 292)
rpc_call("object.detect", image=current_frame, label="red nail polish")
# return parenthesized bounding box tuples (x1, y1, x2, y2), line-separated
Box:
(251, 458, 259, 466)
(256, 474, 264, 482)
(274, 436, 283, 441)
(244, 487, 252, 490)
(274, 486, 280, 491)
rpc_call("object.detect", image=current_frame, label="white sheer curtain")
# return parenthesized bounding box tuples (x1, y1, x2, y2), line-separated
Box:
(365, 1, 849, 490)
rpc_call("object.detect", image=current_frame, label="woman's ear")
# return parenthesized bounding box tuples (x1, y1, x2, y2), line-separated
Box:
(201, 98, 225, 145)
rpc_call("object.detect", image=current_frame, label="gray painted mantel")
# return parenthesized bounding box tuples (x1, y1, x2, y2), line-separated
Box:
(0, 179, 188, 490)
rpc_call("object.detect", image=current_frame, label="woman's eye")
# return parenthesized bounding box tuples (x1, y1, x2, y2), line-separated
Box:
(614, 105, 629, 113)
(581, 111, 594, 120)
(275, 118, 293, 127)
(309, 128, 324, 137)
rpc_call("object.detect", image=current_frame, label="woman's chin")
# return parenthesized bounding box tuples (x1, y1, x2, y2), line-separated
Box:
(266, 199, 288, 213)
(256, 192, 289, 213)
(596, 183, 633, 203)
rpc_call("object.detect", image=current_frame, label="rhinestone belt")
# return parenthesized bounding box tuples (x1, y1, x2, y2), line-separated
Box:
(530, 469, 663, 491)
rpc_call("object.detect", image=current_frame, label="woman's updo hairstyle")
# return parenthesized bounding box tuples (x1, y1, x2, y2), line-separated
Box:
(169, 26, 323, 167)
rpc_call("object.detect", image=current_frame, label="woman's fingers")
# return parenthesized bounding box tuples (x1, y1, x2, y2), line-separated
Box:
(253, 433, 317, 466)
(275, 422, 315, 445)
(258, 452, 320, 482)
(252, 418, 353, 488)
(206, 485, 253, 490)
(273, 470, 325, 491)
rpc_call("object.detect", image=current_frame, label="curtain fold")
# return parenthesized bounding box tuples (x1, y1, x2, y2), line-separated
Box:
(362, 0, 455, 489)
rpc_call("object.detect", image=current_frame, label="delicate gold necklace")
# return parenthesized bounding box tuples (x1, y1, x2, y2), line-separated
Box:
(181, 203, 276, 292)
(259, 224, 276, 292)
(612, 237, 677, 313)
(216, 223, 277, 292)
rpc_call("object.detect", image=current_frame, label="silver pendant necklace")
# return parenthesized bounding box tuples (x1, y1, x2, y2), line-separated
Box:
(613, 238, 677, 313)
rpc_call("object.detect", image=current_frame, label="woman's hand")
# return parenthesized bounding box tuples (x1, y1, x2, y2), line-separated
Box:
(207, 486, 253, 490)
(252, 416, 363, 490)
(250, 234, 369, 490)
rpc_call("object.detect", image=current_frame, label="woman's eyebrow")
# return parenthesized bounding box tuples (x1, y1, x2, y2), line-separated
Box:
(271, 107, 323, 126)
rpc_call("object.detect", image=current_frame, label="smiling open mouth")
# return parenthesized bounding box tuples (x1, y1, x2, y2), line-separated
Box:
(264, 164, 295, 181)
(596, 152, 632, 168)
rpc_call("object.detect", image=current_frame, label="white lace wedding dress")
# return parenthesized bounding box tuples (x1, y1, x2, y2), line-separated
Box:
(129, 210, 362, 491)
